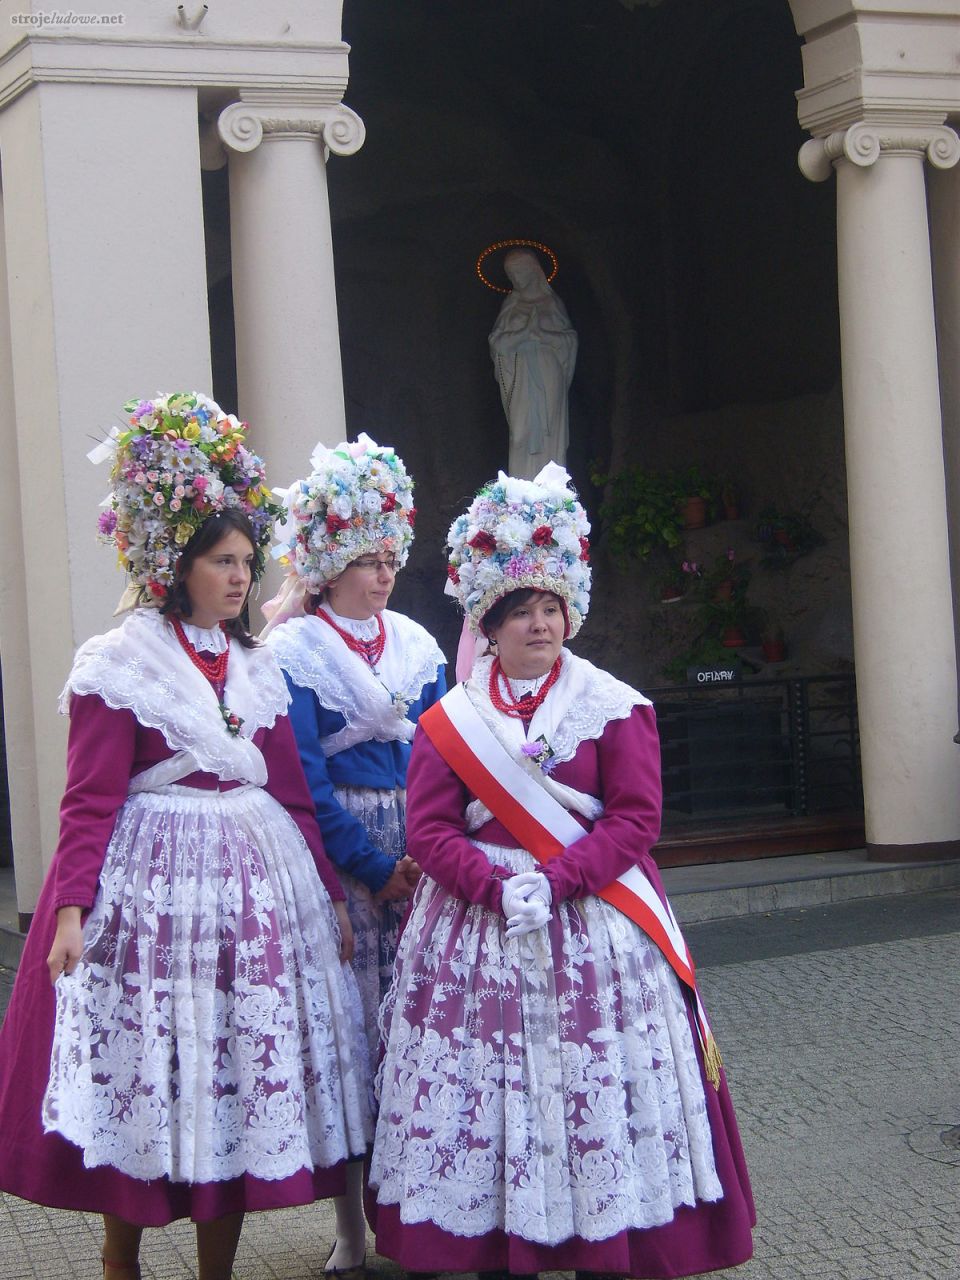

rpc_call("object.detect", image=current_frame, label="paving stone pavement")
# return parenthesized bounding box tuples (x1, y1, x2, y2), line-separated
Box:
(2, 893, 959, 1280)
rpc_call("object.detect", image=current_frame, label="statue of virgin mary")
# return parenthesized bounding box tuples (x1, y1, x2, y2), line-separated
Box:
(489, 248, 578, 480)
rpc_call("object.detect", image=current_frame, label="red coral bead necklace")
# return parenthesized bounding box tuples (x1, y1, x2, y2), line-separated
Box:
(171, 617, 245, 736)
(172, 616, 229, 684)
(316, 607, 387, 668)
(489, 655, 562, 718)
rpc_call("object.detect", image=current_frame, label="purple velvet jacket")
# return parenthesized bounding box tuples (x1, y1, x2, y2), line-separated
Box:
(52, 692, 344, 910)
(406, 702, 665, 909)
(0, 692, 346, 1224)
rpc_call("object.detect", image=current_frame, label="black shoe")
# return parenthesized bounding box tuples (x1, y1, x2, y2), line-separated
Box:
(478, 1272, 539, 1280)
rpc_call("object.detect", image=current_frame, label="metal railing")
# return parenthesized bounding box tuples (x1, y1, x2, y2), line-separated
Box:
(648, 675, 861, 825)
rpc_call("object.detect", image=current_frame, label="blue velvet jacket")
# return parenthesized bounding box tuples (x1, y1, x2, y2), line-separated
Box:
(285, 668, 446, 893)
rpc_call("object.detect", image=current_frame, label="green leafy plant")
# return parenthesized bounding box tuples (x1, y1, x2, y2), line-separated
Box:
(657, 562, 688, 601)
(662, 633, 735, 684)
(591, 463, 684, 562)
(672, 465, 713, 501)
(698, 598, 767, 638)
(718, 478, 740, 519)
(701, 548, 751, 600)
(755, 507, 824, 567)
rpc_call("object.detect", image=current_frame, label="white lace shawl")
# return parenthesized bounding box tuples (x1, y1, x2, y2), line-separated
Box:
(463, 650, 651, 833)
(59, 609, 290, 786)
(266, 609, 445, 756)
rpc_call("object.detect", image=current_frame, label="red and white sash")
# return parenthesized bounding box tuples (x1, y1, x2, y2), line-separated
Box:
(419, 683, 722, 1088)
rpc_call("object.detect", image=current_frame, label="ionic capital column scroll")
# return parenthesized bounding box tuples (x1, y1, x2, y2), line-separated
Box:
(217, 97, 365, 158)
(799, 123, 960, 182)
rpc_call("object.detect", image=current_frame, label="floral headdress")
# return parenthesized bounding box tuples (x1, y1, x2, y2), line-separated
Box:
(272, 433, 416, 592)
(90, 392, 282, 602)
(446, 461, 591, 636)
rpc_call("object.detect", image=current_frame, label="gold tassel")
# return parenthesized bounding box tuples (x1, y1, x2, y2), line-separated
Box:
(703, 1033, 723, 1091)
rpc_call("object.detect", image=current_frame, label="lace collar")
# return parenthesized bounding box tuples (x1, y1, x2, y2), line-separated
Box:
(500, 672, 551, 700)
(60, 610, 290, 784)
(467, 650, 650, 764)
(318, 606, 380, 640)
(178, 620, 228, 654)
(267, 609, 445, 756)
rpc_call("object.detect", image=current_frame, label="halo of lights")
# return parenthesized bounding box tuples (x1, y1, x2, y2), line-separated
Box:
(476, 238, 559, 293)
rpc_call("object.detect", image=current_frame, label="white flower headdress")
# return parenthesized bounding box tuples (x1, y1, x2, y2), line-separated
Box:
(272, 433, 416, 592)
(90, 392, 281, 603)
(446, 462, 592, 636)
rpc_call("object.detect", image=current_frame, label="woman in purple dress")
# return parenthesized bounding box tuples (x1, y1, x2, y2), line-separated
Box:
(0, 395, 371, 1280)
(367, 464, 755, 1279)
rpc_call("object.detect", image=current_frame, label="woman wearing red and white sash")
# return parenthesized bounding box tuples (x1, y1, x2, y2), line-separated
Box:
(367, 464, 755, 1280)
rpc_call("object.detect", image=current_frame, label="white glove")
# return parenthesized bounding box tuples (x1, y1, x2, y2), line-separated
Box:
(505, 895, 551, 939)
(501, 871, 551, 917)
(502, 872, 552, 940)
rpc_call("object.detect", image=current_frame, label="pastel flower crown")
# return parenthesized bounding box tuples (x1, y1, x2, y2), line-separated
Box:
(90, 392, 282, 600)
(447, 462, 592, 636)
(273, 433, 416, 592)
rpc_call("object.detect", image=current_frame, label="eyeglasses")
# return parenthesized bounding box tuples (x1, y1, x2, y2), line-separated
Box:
(350, 555, 400, 573)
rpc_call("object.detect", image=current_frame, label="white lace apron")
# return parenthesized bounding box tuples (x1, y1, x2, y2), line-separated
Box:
(369, 653, 721, 1244)
(43, 614, 373, 1183)
(331, 785, 407, 1061)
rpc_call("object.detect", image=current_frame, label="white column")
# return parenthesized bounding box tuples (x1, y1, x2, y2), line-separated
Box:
(0, 81, 213, 912)
(929, 161, 960, 741)
(219, 94, 365, 488)
(800, 124, 960, 856)
(0, 183, 42, 924)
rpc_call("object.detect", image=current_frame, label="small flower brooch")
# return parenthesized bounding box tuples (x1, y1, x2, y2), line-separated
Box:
(521, 734, 557, 773)
(219, 702, 244, 736)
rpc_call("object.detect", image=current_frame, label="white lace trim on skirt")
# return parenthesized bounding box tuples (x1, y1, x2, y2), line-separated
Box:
(333, 785, 407, 1061)
(370, 842, 722, 1245)
(44, 784, 373, 1183)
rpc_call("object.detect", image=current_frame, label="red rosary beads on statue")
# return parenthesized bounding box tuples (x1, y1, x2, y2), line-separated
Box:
(316, 607, 386, 667)
(172, 616, 230, 684)
(488, 655, 562, 718)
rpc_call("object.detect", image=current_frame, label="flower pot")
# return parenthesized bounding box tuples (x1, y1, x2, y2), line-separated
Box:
(680, 495, 707, 530)
(713, 579, 734, 602)
(660, 588, 684, 603)
(721, 625, 745, 648)
(773, 528, 796, 552)
(723, 501, 740, 521)
(762, 638, 786, 662)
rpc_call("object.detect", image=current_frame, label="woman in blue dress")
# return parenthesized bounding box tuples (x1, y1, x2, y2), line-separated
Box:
(265, 433, 445, 1280)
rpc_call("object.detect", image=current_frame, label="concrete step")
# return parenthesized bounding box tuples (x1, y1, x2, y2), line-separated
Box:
(662, 849, 960, 924)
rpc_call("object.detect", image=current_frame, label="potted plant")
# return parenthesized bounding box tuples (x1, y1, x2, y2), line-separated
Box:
(719, 478, 740, 521)
(591, 464, 685, 562)
(662, 633, 735, 684)
(657, 563, 688, 603)
(761, 624, 787, 663)
(698, 598, 766, 649)
(755, 507, 824, 567)
(671, 465, 714, 530)
(701, 548, 750, 603)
